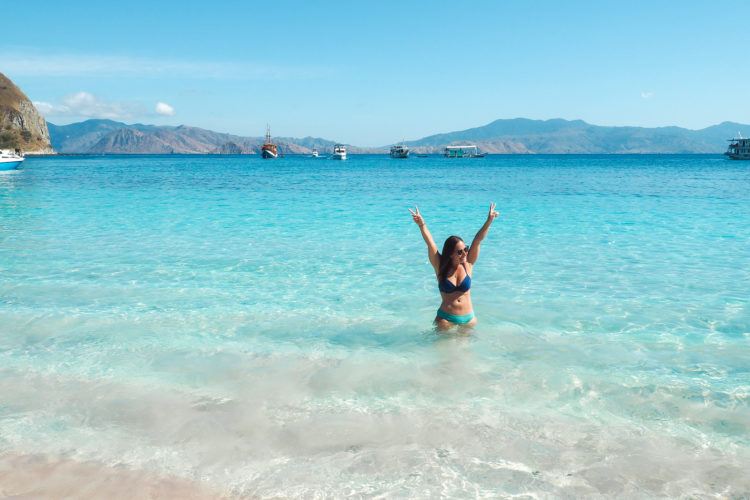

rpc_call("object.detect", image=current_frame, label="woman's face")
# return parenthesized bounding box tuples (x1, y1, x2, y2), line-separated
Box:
(451, 241, 468, 265)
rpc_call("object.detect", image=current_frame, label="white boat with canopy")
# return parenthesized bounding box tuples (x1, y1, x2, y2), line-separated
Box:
(332, 144, 347, 160)
(443, 145, 485, 158)
(725, 134, 750, 160)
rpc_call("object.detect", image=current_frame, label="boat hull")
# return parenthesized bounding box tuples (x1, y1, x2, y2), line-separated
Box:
(332, 153, 347, 160)
(0, 159, 23, 170)
(444, 153, 485, 158)
(725, 153, 750, 160)
(261, 149, 278, 159)
(390, 151, 409, 159)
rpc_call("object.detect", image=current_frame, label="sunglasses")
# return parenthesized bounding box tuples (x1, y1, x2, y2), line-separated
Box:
(454, 246, 469, 256)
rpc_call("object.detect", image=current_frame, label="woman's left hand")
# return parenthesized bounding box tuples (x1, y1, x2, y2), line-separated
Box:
(486, 202, 500, 223)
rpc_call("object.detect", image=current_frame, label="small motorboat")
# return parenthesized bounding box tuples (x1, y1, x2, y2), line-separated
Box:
(0, 150, 24, 171)
(332, 144, 347, 160)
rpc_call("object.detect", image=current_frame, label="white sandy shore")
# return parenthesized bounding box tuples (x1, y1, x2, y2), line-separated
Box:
(0, 453, 221, 499)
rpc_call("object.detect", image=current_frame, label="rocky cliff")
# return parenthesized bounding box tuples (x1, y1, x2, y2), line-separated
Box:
(0, 72, 54, 154)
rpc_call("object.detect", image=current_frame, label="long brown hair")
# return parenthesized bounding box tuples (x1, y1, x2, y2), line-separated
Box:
(438, 235, 464, 281)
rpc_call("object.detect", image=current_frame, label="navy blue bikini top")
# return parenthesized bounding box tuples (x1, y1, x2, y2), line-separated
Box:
(438, 264, 472, 293)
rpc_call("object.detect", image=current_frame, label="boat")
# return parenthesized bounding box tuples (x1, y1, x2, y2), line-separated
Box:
(0, 150, 24, 171)
(311, 148, 319, 158)
(261, 125, 278, 159)
(332, 144, 347, 160)
(725, 134, 750, 160)
(443, 145, 484, 158)
(390, 144, 410, 159)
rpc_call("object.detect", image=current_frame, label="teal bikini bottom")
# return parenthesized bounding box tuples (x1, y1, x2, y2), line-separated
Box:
(436, 309, 475, 325)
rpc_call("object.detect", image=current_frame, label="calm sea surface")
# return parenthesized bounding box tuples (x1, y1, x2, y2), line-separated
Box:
(1, 154, 748, 496)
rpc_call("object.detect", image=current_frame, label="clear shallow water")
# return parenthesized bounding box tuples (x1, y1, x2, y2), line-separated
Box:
(1, 154, 748, 496)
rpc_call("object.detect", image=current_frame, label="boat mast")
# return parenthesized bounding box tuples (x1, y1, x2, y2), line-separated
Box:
(265, 124, 272, 144)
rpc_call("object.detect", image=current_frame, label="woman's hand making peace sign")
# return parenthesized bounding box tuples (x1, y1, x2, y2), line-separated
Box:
(486, 202, 500, 223)
(408, 206, 425, 227)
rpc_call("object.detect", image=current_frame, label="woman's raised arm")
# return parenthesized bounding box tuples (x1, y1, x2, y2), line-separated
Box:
(467, 202, 500, 265)
(409, 206, 440, 272)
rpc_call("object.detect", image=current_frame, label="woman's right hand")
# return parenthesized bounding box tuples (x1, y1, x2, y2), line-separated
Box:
(408, 206, 425, 227)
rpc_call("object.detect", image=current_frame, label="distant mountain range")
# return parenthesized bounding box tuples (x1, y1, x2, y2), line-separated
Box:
(46, 119, 353, 155)
(405, 118, 749, 154)
(47, 118, 749, 155)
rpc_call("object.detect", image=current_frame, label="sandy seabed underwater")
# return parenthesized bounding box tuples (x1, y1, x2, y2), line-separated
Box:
(1, 154, 748, 497)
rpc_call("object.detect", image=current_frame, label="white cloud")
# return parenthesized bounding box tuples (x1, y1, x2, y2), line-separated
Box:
(33, 91, 139, 120)
(1, 48, 329, 80)
(155, 102, 175, 116)
(641, 91, 654, 99)
(33, 101, 56, 115)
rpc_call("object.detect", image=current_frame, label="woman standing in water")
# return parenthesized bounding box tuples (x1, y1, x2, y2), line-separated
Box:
(409, 203, 500, 329)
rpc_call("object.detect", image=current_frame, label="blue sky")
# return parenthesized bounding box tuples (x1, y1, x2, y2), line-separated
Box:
(4, 0, 748, 146)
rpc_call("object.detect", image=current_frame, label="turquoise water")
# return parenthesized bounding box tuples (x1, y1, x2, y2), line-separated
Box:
(1, 154, 748, 496)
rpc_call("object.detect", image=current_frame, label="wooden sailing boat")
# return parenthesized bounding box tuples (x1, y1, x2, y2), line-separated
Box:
(261, 125, 278, 159)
